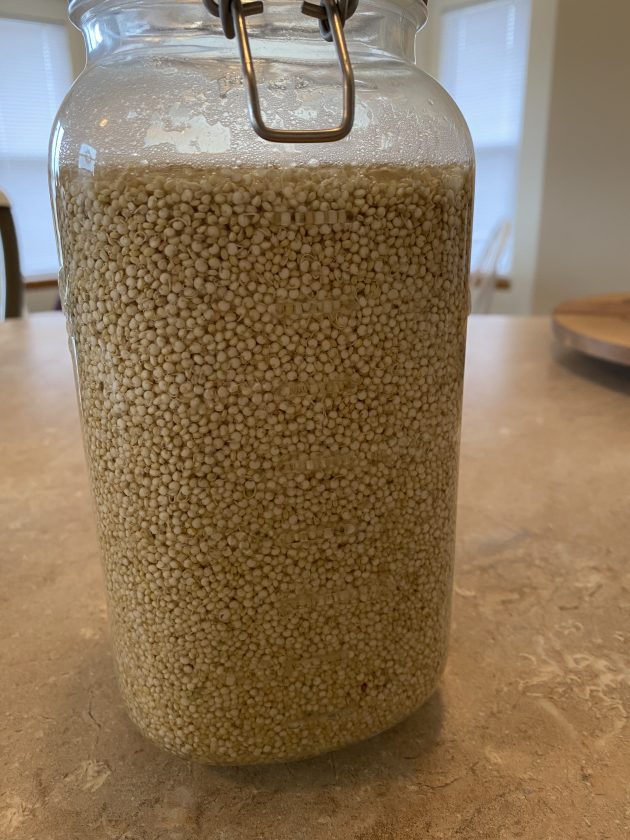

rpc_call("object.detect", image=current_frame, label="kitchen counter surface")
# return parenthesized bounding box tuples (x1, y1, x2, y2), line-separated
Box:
(1, 313, 629, 840)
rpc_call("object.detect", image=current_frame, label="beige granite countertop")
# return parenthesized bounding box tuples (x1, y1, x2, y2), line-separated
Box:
(1, 313, 629, 840)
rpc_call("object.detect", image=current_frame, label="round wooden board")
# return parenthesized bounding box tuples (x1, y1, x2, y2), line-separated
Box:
(552, 292, 630, 367)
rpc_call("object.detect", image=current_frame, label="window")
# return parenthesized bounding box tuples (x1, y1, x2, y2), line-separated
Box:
(437, 0, 531, 271)
(0, 17, 73, 278)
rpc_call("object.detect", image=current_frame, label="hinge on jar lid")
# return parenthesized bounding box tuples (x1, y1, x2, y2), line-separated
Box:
(202, 0, 356, 143)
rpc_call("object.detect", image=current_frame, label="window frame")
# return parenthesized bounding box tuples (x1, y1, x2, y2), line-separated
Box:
(416, 0, 559, 314)
(437, 0, 532, 275)
(0, 0, 82, 285)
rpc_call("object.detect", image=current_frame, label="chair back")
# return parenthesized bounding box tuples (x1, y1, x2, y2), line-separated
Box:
(469, 220, 512, 314)
(0, 191, 23, 319)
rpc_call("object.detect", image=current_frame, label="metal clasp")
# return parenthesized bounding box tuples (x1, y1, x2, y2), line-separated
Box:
(203, 0, 357, 143)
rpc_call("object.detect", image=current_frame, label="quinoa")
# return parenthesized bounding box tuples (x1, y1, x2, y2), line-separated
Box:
(55, 162, 473, 763)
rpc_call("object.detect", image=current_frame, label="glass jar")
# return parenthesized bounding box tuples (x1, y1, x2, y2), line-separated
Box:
(51, 0, 474, 764)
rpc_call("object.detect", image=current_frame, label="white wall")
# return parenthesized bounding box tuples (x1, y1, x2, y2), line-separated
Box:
(532, 0, 630, 312)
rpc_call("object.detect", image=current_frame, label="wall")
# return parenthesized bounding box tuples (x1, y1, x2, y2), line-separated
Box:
(532, 0, 630, 312)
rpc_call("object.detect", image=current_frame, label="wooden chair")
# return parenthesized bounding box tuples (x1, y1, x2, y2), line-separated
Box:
(469, 220, 512, 314)
(0, 191, 24, 319)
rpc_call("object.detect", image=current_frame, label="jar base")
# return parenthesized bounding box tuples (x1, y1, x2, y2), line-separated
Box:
(121, 678, 444, 766)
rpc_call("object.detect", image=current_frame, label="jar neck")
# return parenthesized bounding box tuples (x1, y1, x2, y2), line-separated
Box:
(71, 0, 427, 65)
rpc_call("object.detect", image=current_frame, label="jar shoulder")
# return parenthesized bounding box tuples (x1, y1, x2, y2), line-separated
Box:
(51, 53, 473, 170)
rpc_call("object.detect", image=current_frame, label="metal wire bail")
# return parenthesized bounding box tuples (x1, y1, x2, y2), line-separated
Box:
(301, 0, 358, 43)
(202, 0, 357, 143)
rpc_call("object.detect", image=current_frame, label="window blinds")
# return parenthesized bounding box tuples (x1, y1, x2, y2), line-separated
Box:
(438, 0, 531, 270)
(0, 18, 73, 277)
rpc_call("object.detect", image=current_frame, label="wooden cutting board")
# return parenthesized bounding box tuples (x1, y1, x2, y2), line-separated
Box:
(553, 292, 630, 366)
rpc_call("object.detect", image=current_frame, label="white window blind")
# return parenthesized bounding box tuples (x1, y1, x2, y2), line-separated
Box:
(0, 18, 73, 278)
(438, 0, 531, 271)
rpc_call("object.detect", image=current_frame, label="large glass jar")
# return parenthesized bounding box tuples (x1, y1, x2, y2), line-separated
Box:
(51, 0, 474, 764)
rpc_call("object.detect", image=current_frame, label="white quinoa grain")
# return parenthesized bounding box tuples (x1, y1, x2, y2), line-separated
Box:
(56, 162, 473, 764)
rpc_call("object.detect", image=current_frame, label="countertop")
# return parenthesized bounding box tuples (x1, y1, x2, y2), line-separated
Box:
(1, 314, 629, 840)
